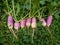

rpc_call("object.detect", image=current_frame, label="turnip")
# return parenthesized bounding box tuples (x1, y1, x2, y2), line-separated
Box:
(20, 19, 26, 28)
(31, 17, 36, 43)
(46, 15, 53, 27)
(46, 15, 53, 43)
(26, 18, 31, 28)
(7, 15, 18, 40)
(14, 22, 20, 30)
(7, 15, 13, 29)
(40, 18, 46, 27)
(31, 17, 36, 29)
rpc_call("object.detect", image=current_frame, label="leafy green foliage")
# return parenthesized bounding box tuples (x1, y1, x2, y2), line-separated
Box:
(0, 0, 60, 45)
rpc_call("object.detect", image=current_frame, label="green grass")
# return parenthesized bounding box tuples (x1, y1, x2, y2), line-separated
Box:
(0, 0, 60, 45)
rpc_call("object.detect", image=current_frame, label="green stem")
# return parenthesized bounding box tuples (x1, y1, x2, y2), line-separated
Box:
(15, 3, 20, 16)
(29, 0, 31, 18)
(6, 0, 9, 12)
(32, 28, 35, 44)
(17, 12, 30, 22)
(33, 8, 42, 16)
(10, 29, 18, 40)
(46, 27, 53, 45)
(4, 9, 12, 15)
(33, 6, 46, 17)
(12, 0, 17, 21)
(51, 10, 58, 16)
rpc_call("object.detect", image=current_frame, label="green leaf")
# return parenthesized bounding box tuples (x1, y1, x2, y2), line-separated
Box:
(54, 11, 60, 19)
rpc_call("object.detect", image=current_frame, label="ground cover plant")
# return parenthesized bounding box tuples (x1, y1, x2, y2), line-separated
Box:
(0, 0, 60, 45)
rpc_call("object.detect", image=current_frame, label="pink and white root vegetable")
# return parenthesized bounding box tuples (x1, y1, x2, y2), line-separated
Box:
(31, 17, 36, 43)
(26, 18, 31, 28)
(14, 22, 20, 30)
(31, 17, 36, 29)
(7, 15, 18, 40)
(46, 15, 53, 41)
(40, 18, 46, 27)
(46, 15, 53, 27)
(20, 19, 26, 28)
(7, 15, 13, 29)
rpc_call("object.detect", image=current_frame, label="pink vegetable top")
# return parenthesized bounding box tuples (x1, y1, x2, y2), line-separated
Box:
(46, 15, 53, 27)
(31, 17, 36, 28)
(20, 19, 26, 28)
(26, 18, 31, 27)
(40, 18, 46, 26)
(7, 15, 13, 29)
(14, 22, 20, 30)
